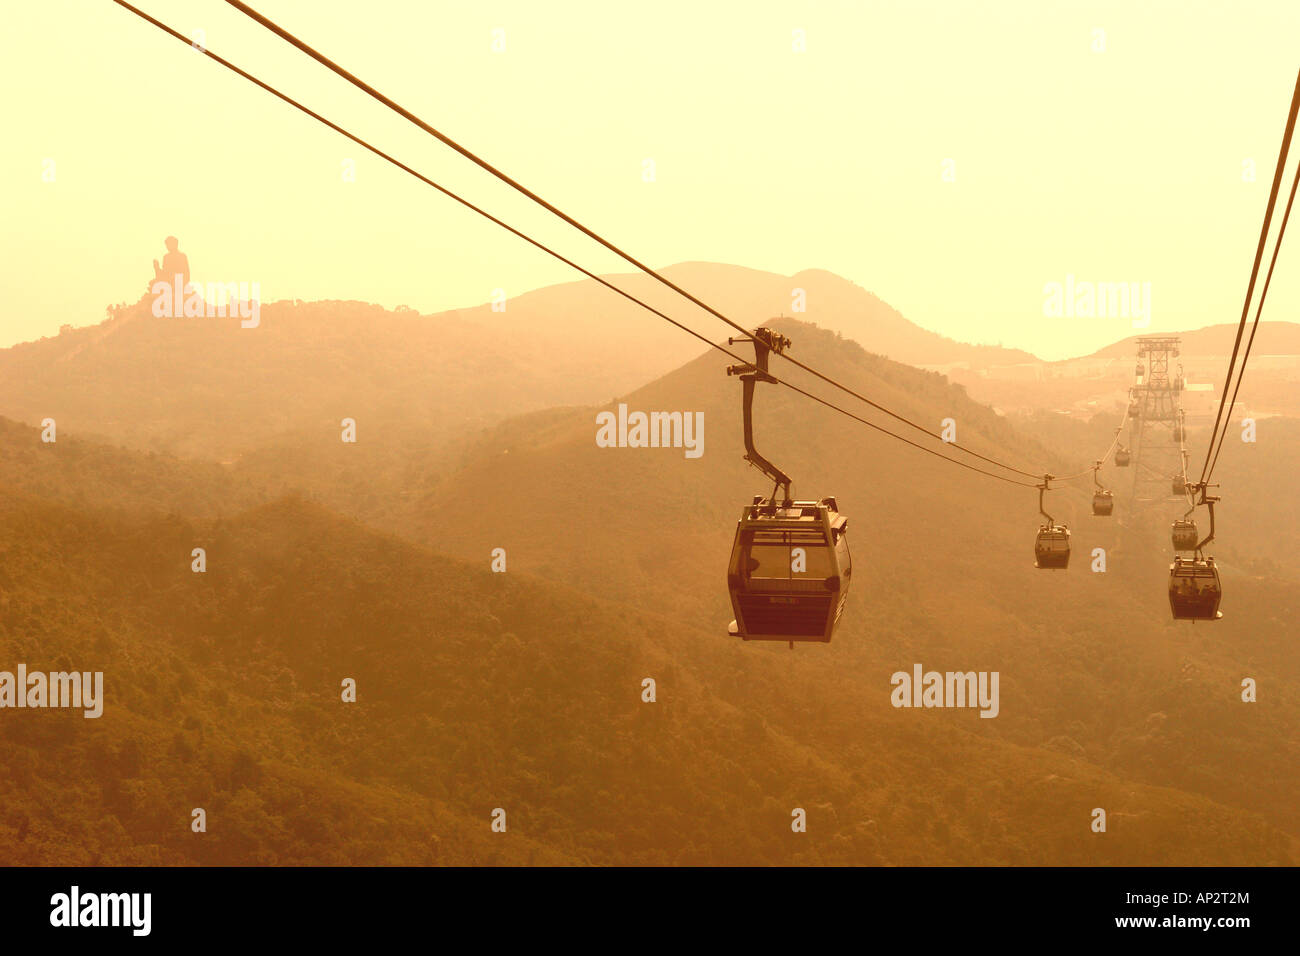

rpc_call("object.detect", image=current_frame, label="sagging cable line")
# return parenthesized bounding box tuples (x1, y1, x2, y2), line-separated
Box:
(1055, 403, 1132, 483)
(220, 0, 1049, 483)
(1199, 68, 1300, 484)
(1205, 138, 1300, 483)
(108, 0, 1040, 490)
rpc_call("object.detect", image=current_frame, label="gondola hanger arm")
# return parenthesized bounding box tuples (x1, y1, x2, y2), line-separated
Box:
(729, 328, 794, 507)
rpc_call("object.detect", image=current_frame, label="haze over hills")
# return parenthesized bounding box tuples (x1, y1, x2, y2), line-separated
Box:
(0, 296, 545, 462)
(1084, 322, 1300, 360)
(0, 263, 1037, 461)
(1, 309, 1296, 864)
(13, 262, 1290, 469)
(953, 319, 1300, 420)
(475, 261, 1040, 371)
(0, 268, 1295, 865)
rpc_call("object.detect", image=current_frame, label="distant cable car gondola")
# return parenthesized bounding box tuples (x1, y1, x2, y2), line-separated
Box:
(1128, 400, 1140, 419)
(1033, 476, 1070, 569)
(1171, 476, 1187, 496)
(724, 328, 850, 645)
(1035, 527, 1071, 568)
(1115, 446, 1131, 467)
(1136, 363, 1145, 376)
(1168, 484, 1222, 621)
(1171, 517, 1198, 551)
(1091, 461, 1113, 516)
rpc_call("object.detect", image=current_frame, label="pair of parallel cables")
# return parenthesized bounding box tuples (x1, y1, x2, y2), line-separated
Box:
(108, 1, 1295, 495)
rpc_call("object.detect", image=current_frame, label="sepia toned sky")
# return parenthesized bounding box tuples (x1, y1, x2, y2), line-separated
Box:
(2, 0, 1297, 358)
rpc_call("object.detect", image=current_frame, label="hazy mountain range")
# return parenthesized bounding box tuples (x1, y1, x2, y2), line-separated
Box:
(0, 264, 1295, 864)
(0, 263, 1038, 461)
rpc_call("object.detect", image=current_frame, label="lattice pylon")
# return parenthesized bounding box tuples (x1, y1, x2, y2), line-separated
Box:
(1127, 336, 1185, 510)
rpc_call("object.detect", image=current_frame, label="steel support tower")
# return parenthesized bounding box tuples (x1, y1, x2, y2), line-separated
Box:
(1128, 336, 1185, 509)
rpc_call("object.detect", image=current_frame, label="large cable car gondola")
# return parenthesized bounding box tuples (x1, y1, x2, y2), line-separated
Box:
(1169, 484, 1222, 621)
(727, 496, 850, 643)
(724, 328, 850, 645)
(1170, 556, 1222, 620)
(1033, 476, 1070, 569)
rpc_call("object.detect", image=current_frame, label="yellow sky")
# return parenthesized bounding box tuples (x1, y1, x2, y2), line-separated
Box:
(2, 0, 1297, 358)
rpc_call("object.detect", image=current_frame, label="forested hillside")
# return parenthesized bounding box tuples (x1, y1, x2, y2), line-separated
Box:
(0, 297, 1294, 866)
(0, 489, 1291, 864)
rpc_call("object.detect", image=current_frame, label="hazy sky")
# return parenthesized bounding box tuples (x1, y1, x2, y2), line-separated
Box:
(2, 0, 1298, 358)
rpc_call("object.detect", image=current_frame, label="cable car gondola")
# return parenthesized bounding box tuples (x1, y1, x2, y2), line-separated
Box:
(1033, 476, 1070, 569)
(1035, 526, 1071, 568)
(727, 496, 850, 643)
(1135, 363, 1145, 376)
(1115, 446, 1131, 467)
(1168, 485, 1222, 621)
(1169, 556, 1222, 620)
(1171, 476, 1187, 496)
(724, 328, 850, 644)
(1090, 461, 1113, 516)
(1171, 518, 1198, 551)
(1128, 400, 1140, 419)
